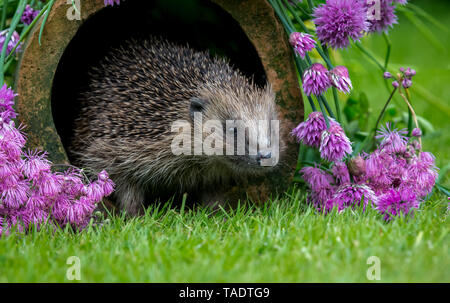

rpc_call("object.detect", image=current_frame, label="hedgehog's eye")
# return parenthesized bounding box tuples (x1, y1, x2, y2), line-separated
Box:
(190, 98, 206, 120)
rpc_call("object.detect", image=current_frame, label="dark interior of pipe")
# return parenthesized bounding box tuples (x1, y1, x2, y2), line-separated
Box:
(51, 0, 267, 155)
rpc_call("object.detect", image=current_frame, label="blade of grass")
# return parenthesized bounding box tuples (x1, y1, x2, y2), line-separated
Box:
(0, 0, 27, 84)
(38, 0, 55, 46)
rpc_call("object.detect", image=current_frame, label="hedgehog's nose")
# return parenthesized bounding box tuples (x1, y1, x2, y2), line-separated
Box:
(257, 151, 272, 160)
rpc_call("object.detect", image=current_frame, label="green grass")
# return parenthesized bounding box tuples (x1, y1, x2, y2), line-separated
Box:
(0, 193, 448, 282)
(1, 0, 449, 282)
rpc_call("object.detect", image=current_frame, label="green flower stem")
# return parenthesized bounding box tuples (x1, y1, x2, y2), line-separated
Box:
(38, 0, 56, 46)
(382, 32, 391, 70)
(319, 95, 336, 119)
(1, 0, 8, 31)
(398, 88, 422, 150)
(269, 0, 295, 34)
(277, 0, 297, 32)
(307, 96, 317, 112)
(304, 52, 312, 65)
(354, 42, 386, 73)
(271, 0, 336, 119)
(283, 0, 310, 33)
(0, 0, 27, 85)
(306, 0, 314, 11)
(279, 6, 336, 119)
(294, 55, 317, 111)
(4, 1, 52, 66)
(295, 3, 309, 16)
(374, 86, 397, 133)
(322, 45, 342, 123)
(281, 0, 333, 68)
(3, 55, 13, 71)
(331, 87, 341, 121)
(271, 0, 319, 113)
(407, 106, 413, 135)
(317, 95, 330, 128)
(353, 86, 398, 155)
(401, 87, 415, 138)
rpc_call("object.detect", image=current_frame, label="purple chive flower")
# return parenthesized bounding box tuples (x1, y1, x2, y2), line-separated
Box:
(376, 189, 418, 221)
(402, 78, 412, 88)
(332, 162, 350, 185)
(292, 111, 328, 148)
(329, 65, 352, 94)
(0, 87, 115, 236)
(313, 0, 368, 49)
(0, 30, 21, 56)
(301, 166, 336, 210)
(365, 150, 399, 194)
(383, 72, 392, 79)
(301, 166, 335, 193)
(289, 32, 316, 59)
(297, 119, 437, 220)
(404, 152, 438, 197)
(326, 184, 378, 212)
(104, 0, 121, 6)
(21, 5, 40, 25)
(0, 84, 17, 108)
(412, 128, 422, 137)
(411, 140, 421, 151)
(319, 123, 352, 162)
(22, 150, 51, 180)
(392, 81, 399, 88)
(97, 170, 115, 196)
(376, 123, 408, 153)
(302, 63, 331, 96)
(404, 67, 416, 78)
(1, 180, 28, 209)
(366, 0, 398, 34)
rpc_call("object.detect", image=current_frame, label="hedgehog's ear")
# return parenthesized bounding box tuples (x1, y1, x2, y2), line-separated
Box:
(190, 97, 207, 120)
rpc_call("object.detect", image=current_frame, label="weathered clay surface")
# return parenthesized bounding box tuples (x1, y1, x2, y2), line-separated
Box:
(14, 0, 303, 204)
(15, 0, 104, 164)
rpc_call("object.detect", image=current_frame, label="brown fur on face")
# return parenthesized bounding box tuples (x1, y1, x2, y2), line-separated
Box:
(69, 37, 285, 215)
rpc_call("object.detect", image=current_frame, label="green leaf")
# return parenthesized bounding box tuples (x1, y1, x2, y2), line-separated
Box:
(437, 163, 450, 184)
(403, 4, 449, 34)
(410, 84, 450, 118)
(435, 183, 450, 197)
(401, 10, 446, 53)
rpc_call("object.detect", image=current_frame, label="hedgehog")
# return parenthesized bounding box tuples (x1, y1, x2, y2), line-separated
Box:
(69, 37, 285, 216)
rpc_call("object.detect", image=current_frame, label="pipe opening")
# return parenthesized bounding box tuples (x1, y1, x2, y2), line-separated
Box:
(51, 0, 267, 155)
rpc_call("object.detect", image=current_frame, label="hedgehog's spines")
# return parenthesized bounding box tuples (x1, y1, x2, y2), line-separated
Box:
(69, 37, 281, 215)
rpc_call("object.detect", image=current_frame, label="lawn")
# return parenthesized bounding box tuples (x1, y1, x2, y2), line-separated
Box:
(0, 0, 449, 282)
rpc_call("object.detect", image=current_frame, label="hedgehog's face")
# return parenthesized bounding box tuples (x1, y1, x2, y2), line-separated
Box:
(190, 85, 283, 172)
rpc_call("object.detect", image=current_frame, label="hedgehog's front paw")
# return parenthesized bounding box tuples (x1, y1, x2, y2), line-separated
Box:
(115, 183, 146, 217)
(199, 191, 228, 211)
